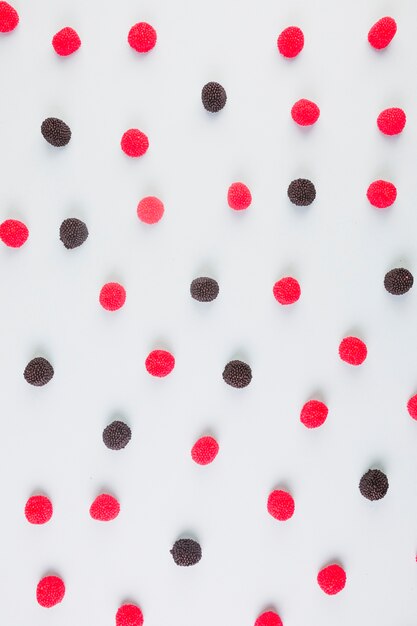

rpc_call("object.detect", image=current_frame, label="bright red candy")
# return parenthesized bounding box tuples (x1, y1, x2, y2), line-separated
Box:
(277, 26, 304, 58)
(368, 17, 397, 50)
(36, 575, 65, 608)
(90, 494, 120, 521)
(0, 219, 29, 247)
(300, 400, 328, 429)
(52, 27, 81, 56)
(128, 22, 157, 53)
(145, 349, 175, 377)
(377, 108, 406, 135)
(227, 182, 252, 211)
(121, 129, 149, 157)
(339, 336, 367, 365)
(407, 394, 417, 420)
(366, 180, 397, 208)
(25, 495, 53, 524)
(191, 436, 219, 465)
(291, 99, 320, 126)
(273, 277, 301, 305)
(99, 282, 126, 311)
(137, 196, 164, 224)
(116, 604, 144, 626)
(267, 489, 295, 521)
(255, 611, 283, 626)
(0, 2, 19, 33)
(317, 564, 346, 595)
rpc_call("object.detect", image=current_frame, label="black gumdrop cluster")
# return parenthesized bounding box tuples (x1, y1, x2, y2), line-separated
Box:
(170, 538, 202, 566)
(201, 82, 227, 112)
(190, 277, 219, 302)
(41, 117, 71, 147)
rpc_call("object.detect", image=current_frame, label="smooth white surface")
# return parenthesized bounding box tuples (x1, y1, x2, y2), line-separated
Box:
(1, 0, 417, 624)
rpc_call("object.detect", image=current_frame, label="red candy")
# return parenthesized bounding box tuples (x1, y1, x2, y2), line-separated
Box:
(36, 575, 65, 608)
(407, 394, 417, 420)
(0, 2, 19, 33)
(273, 277, 301, 305)
(128, 22, 157, 53)
(0, 219, 29, 247)
(368, 17, 397, 50)
(366, 180, 397, 208)
(116, 604, 144, 626)
(300, 400, 328, 429)
(25, 495, 53, 524)
(291, 99, 320, 126)
(137, 196, 164, 224)
(99, 282, 126, 311)
(255, 611, 283, 626)
(377, 108, 406, 135)
(339, 336, 367, 365)
(121, 129, 149, 157)
(227, 182, 252, 211)
(90, 493, 120, 521)
(317, 563, 346, 595)
(191, 436, 219, 465)
(52, 27, 81, 56)
(277, 26, 304, 58)
(267, 489, 295, 521)
(145, 349, 175, 377)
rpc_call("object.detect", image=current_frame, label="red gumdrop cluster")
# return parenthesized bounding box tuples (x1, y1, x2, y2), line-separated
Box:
(121, 129, 149, 157)
(116, 604, 144, 626)
(267, 489, 295, 521)
(377, 107, 406, 135)
(99, 282, 126, 311)
(368, 16, 397, 50)
(90, 493, 120, 521)
(25, 495, 53, 524)
(339, 336, 367, 365)
(273, 277, 301, 305)
(36, 575, 65, 608)
(52, 27, 81, 56)
(300, 400, 328, 429)
(407, 394, 417, 420)
(277, 26, 304, 58)
(0, 219, 29, 247)
(145, 349, 175, 377)
(137, 196, 164, 224)
(255, 610, 283, 626)
(317, 564, 346, 595)
(291, 99, 320, 126)
(191, 436, 219, 465)
(227, 182, 252, 211)
(0, 1, 19, 32)
(366, 179, 397, 208)
(128, 22, 157, 53)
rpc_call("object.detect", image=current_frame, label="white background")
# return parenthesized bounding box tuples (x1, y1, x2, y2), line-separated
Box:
(1, 0, 417, 624)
